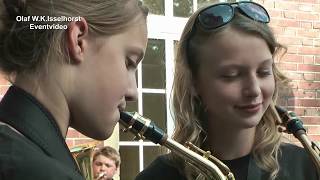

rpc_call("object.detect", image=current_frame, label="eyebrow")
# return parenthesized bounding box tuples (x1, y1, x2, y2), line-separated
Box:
(219, 58, 273, 68)
(261, 58, 273, 64)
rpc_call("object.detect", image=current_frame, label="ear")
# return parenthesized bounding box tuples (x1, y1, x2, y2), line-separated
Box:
(67, 17, 89, 64)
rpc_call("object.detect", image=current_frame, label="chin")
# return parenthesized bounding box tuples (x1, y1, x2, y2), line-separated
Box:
(243, 122, 260, 129)
(94, 114, 119, 139)
(82, 125, 114, 140)
(243, 116, 262, 128)
(91, 134, 109, 141)
(94, 129, 114, 140)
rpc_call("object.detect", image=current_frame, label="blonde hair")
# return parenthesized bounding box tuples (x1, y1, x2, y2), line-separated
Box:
(0, 0, 148, 76)
(93, 146, 121, 168)
(171, 4, 289, 180)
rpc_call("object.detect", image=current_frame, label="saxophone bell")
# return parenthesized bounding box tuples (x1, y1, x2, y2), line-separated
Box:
(70, 141, 100, 180)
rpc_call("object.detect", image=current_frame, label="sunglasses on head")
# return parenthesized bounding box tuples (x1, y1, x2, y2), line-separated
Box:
(197, 1, 270, 30)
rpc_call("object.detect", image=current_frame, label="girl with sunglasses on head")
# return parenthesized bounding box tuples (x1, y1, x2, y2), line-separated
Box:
(136, 2, 318, 180)
(0, 0, 148, 179)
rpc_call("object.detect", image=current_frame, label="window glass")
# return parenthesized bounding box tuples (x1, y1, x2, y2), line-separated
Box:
(142, 39, 166, 89)
(119, 146, 139, 180)
(197, 0, 220, 8)
(142, 93, 167, 132)
(141, 0, 165, 15)
(173, 0, 193, 17)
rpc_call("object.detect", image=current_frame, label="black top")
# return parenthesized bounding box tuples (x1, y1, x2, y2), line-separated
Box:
(0, 86, 84, 180)
(222, 154, 250, 180)
(136, 143, 319, 180)
(136, 155, 187, 180)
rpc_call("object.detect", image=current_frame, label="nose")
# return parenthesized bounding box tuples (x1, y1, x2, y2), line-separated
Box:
(125, 72, 138, 101)
(100, 166, 106, 171)
(242, 74, 261, 98)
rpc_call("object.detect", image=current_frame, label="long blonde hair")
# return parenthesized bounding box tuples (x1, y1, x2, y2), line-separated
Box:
(171, 3, 288, 180)
(0, 0, 148, 76)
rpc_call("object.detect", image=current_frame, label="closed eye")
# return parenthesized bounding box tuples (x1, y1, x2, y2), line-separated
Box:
(220, 70, 240, 80)
(126, 57, 137, 69)
(258, 67, 273, 77)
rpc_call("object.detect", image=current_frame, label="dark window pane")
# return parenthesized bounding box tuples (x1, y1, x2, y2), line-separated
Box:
(226, 0, 238, 2)
(198, 0, 252, 8)
(141, 0, 165, 15)
(120, 101, 138, 141)
(142, 93, 167, 132)
(174, 0, 193, 17)
(197, 0, 220, 8)
(142, 39, 166, 89)
(143, 146, 168, 168)
(135, 71, 138, 88)
(125, 101, 138, 112)
(119, 146, 139, 180)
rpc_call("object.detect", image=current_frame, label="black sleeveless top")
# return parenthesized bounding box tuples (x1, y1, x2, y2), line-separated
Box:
(222, 154, 250, 180)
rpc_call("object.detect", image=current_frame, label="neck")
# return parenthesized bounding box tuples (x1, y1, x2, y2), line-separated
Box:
(206, 120, 256, 160)
(14, 71, 70, 138)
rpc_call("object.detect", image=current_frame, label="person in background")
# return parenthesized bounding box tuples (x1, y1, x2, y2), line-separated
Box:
(0, 0, 148, 179)
(135, 1, 318, 180)
(92, 146, 121, 180)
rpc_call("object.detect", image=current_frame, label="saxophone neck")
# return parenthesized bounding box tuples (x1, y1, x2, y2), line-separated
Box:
(275, 106, 320, 173)
(275, 105, 306, 136)
(164, 138, 231, 180)
(119, 111, 235, 180)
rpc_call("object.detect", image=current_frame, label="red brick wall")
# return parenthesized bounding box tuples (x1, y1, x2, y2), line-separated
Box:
(256, 0, 320, 143)
(65, 128, 93, 148)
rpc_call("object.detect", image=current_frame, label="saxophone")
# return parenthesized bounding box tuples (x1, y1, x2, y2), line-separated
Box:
(71, 106, 320, 180)
(275, 106, 320, 174)
(119, 111, 235, 180)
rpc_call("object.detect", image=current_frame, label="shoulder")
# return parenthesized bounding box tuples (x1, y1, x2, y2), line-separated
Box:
(279, 143, 314, 164)
(135, 154, 187, 180)
(277, 143, 319, 180)
(0, 126, 83, 180)
(0, 125, 45, 166)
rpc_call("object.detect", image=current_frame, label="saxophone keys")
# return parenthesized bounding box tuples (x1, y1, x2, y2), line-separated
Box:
(122, 125, 133, 132)
(133, 133, 145, 141)
(203, 151, 212, 159)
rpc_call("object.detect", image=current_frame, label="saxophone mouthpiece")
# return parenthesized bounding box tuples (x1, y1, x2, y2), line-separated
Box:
(97, 172, 106, 180)
(120, 111, 134, 124)
(275, 105, 286, 115)
(119, 111, 167, 145)
(275, 105, 306, 135)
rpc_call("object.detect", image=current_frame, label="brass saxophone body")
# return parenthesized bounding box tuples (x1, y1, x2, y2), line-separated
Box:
(70, 141, 100, 180)
(119, 111, 235, 180)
